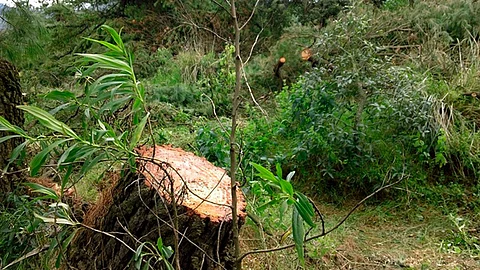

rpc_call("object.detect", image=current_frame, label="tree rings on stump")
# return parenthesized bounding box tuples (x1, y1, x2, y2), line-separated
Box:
(68, 145, 246, 270)
(137, 145, 246, 223)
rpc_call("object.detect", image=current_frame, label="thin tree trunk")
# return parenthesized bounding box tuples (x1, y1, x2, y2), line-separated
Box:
(230, 0, 242, 269)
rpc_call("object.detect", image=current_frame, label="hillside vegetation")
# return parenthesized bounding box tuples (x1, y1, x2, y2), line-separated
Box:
(1, 0, 480, 269)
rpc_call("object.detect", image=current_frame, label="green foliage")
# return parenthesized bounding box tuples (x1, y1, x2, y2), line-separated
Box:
(242, 4, 466, 198)
(441, 214, 480, 256)
(0, 25, 159, 267)
(0, 2, 50, 69)
(197, 45, 235, 115)
(195, 121, 230, 168)
(250, 162, 315, 266)
(0, 194, 46, 269)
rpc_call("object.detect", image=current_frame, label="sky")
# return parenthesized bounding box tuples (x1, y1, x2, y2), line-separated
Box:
(0, 0, 45, 8)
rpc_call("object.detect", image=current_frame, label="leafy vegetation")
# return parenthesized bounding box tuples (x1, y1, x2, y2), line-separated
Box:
(1, 0, 480, 269)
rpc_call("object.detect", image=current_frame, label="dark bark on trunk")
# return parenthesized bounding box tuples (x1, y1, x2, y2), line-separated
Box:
(68, 146, 246, 270)
(0, 59, 25, 201)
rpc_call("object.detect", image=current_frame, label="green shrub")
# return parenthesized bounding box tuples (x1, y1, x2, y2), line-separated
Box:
(195, 121, 230, 168)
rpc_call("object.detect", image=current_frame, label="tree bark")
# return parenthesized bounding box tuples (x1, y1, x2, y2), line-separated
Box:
(68, 145, 246, 270)
(0, 59, 24, 201)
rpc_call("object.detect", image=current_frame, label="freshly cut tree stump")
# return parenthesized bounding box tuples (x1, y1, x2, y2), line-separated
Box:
(68, 145, 246, 270)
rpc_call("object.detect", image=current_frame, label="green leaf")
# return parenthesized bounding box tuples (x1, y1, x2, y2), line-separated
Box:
(34, 213, 76, 225)
(84, 37, 123, 53)
(0, 135, 21, 144)
(8, 141, 27, 164)
(276, 163, 282, 179)
(157, 237, 164, 252)
(101, 25, 125, 51)
(162, 246, 174, 260)
(57, 143, 78, 167)
(286, 171, 295, 181)
(78, 53, 131, 74)
(279, 179, 294, 197)
(0, 116, 16, 132)
(257, 198, 282, 212)
(279, 199, 288, 222)
(129, 112, 149, 149)
(18, 106, 79, 139)
(49, 103, 74, 116)
(56, 228, 78, 267)
(30, 139, 70, 176)
(294, 192, 316, 228)
(251, 162, 278, 183)
(99, 95, 132, 114)
(134, 242, 146, 269)
(79, 151, 105, 175)
(44, 90, 76, 102)
(292, 207, 305, 266)
(24, 182, 58, 201)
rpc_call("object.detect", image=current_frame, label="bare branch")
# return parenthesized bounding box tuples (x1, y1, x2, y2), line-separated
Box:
(202, 93, 229, 135)
(239, 57, 267, 116)
(182, 21, 229, 43)
(212, 0, 232, 16)
(243, 28, 263, 66)
(1, 245, 50, 270)
(240, 0, 260, 31)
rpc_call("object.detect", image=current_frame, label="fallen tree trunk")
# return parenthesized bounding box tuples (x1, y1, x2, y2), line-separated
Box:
(68, 145, 246, 270)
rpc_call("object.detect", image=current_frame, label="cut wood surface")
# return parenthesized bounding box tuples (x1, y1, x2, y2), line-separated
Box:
(68, 145, 247, 269)
(137, 145, 247, 223)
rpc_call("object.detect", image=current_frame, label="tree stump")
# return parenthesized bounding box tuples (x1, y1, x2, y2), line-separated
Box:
(68, 145, 247, 270)
(0, 59, 24, 200)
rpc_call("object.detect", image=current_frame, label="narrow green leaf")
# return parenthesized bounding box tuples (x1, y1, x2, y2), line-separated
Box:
(62, 165, 73, 191)
(24, 182, 58, 201)
(8, 141, 27, 164)
(294, 193, 316, 228)
(34, 213, 75, 225)
(279, 199, 288, 222)
(101, 25, 125, 51)
(257, 198, 282, 212)
(157, 237, 164, 252)
(57, 143, 78, 167)
(279, 179, 294, 197)
(162, 246, 174, 259)
(99, 95, 132, 114)
(276, 163, 282, 179)
(134, 242, 146, 269)
(286, 171, 295, 181)
(292, 207, 305, 266)
(55, 249, 63, 268)
(49, 103, 73, 116)
(44, 90, 76, 102)
(0, 116, 16, 132)
(18, 106, 79, 139)
(84, 37, 123, 53)
(129, 112, 149, 149)
(79, 152, 105, 175)
(0, 135, 21, 144)
(78, 53, 131, 74)
(251, 162, 278, 183)
(30, 139, 70, 176)
(296, 192, 315, 217)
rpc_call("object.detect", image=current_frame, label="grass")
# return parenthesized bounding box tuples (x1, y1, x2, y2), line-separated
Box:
(241, 201, 480, 269)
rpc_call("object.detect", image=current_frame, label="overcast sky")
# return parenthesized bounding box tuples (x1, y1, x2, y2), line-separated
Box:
(0, 0, 45, 8)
